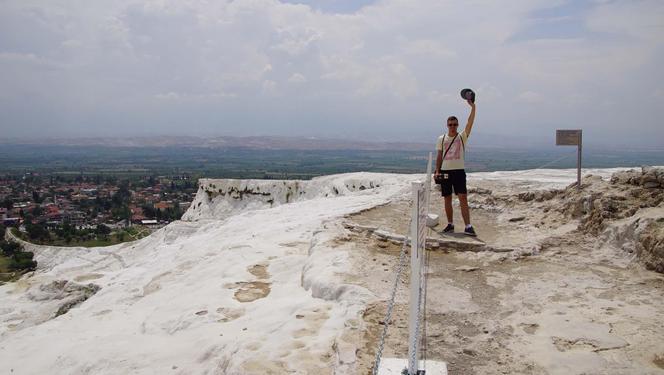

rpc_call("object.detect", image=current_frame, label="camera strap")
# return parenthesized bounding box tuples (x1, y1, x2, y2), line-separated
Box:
(441, 134, 459, 166)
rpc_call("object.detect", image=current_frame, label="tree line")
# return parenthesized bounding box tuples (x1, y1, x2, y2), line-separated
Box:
(0, 225, 37, 273)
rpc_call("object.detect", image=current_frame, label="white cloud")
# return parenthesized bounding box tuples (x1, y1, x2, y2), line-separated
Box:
(400, 38, 457, 60)
(476, 84, 504, 104)
(586, 0, 664, 42)
(0, 0, 662, 146)
(262, 79, 278, 95)
(653, 89, 664, 102)
(288, 73, 307, 83)
(517, 91, 543, 103)
(427, 90, 453, 104)
(155, 92, 179, 100)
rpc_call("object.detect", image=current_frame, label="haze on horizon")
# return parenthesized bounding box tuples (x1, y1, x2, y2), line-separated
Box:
(1, 0, 663, 148)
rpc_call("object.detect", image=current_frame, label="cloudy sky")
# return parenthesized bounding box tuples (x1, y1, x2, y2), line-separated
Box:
(1, 0, 663, 147)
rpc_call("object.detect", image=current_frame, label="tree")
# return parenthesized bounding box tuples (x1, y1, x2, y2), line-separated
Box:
(96, 224, 111, 236)
(113, 182, 131, 205)
(26, 222, 49, 242)
(1, 240, 21, 256)
(122, 205, 131, 226)
(141, 204, 157, 219)
(173, 205, 183, 220)
(10, 251, 36, 271)
(31, 206, 44, 217)
(61, 221, 74, 238)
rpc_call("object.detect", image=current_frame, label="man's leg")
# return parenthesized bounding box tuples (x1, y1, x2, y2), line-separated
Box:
(444, 195, 454, 223)
(458, 193, 470, 226)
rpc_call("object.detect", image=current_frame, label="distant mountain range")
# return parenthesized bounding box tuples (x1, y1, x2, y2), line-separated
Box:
(0, 135, 434, 151)
(2, 135, 660, 152)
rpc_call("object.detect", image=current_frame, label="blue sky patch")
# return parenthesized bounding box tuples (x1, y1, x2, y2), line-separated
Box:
(279, 0, 377, 14)
(509, 0, 597, 42)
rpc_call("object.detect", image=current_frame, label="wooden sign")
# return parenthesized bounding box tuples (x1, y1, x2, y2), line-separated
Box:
(555, 129, 583, 190)
(556, 129, 582, 146)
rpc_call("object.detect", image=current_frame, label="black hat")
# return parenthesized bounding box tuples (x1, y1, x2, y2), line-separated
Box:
(460, 88, 475, 103)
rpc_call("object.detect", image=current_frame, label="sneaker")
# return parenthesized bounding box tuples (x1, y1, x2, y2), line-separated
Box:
(464, 226, 477, 237)
(442, 224, 454, 233)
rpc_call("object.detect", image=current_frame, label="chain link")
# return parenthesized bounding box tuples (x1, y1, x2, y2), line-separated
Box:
(371, 217, 412, 375)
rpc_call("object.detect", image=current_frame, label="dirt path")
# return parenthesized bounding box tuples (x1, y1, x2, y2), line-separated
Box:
(344, 191, 664, 374)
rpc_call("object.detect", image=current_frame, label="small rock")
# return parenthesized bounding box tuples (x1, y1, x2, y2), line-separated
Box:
(462, 348, 477, 356)
(518, 192, 536, 201)
(644, 181, 661, 189)
(470, 187, 492, 195)
(426, 214, 439, 228)
(454, 266, 479, 272)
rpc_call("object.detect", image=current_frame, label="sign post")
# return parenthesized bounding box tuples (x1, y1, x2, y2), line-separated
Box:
(556, 129, 582, 190)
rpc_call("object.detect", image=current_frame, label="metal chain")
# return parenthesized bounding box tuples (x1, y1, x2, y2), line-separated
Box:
(372, 217, 412, 375)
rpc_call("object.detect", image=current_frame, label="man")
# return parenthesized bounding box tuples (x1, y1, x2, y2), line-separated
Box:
(434, 99, 476, 236)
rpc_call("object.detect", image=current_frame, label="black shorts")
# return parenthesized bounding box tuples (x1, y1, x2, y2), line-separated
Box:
(439, 169, 467, 196)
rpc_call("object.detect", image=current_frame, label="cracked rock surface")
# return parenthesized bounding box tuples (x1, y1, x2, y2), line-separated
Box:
(347, 169, 664, 374)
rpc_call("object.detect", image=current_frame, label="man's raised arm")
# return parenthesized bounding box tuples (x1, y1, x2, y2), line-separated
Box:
(463, 100, 476, 137)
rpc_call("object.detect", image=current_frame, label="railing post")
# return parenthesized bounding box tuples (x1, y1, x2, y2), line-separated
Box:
(408, 181, 426, 374)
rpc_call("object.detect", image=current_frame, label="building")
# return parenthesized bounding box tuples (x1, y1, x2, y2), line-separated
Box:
(3, 217, 20, 226)
(154, 201, 173, 211)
